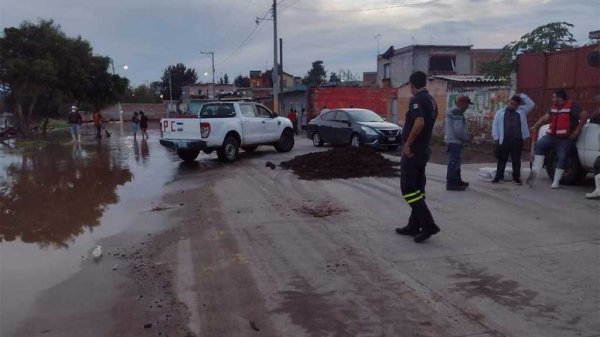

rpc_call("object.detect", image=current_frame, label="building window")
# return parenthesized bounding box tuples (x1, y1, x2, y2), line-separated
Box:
(429, 55, 456, 73)
(383, 63, 391, 79)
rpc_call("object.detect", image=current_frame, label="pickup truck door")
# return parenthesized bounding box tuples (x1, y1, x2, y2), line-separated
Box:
(256, 105, 280, 143)
(239, 103, 260, 144)
(581, 123, 600, 168)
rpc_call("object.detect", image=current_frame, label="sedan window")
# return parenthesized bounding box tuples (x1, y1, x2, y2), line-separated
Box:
(336, 111, 350, 122)
(347, 109, 383, 122)
(321, 111, 336, 121)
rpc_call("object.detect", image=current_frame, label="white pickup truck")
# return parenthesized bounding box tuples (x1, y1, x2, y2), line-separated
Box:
(539, 122, 600, 184)
(160, 101, 295, 162)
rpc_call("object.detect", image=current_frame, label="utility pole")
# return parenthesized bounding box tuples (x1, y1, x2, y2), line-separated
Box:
(201, 51, 215, 99)
(168, 71, 173, 117)
(280, 38, 283, 96)
(272, 0, 279, 114)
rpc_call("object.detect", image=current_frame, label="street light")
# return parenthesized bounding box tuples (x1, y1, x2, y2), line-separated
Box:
(108, 58, 128, 127)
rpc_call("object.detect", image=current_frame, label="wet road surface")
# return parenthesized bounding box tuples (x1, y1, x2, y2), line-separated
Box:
(0, 125, 179, 336)
(1, 127, 598, 337)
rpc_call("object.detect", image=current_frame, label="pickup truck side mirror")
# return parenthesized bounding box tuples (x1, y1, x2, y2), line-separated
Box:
(271, 112, 278, 118)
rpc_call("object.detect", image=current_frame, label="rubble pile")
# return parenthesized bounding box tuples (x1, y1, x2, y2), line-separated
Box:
(281, 147, 399, 180)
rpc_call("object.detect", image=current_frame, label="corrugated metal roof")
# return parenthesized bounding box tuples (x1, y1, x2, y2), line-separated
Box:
(431, 75, 504, 83)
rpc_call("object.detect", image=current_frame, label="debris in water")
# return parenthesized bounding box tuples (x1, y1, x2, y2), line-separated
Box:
(92, 245, 103, 260)
(112, 264, 119, 271)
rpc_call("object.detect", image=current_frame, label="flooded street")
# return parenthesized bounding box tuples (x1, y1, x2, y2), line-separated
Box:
(0, 124, 178, 336)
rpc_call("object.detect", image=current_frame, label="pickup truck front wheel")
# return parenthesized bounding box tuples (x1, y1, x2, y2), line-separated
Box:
(217, 136, 239, 162)
(177, 149, 200, 162)
(274, 129, 294, 153)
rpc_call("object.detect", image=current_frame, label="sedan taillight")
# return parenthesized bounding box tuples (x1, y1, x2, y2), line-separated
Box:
(200, 122, 210, 138)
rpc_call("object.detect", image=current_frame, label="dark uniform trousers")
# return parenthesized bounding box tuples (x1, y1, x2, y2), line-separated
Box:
(401, 152, 437, 232)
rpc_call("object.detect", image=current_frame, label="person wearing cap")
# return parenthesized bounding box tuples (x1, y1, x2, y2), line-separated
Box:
(491, 93, 535, 184)
(444, 96, 472, 191)
(67, 106, 83, 142)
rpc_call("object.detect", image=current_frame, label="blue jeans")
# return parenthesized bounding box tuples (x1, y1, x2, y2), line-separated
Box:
(535, 135, 576, 170)
(446, 143, 463, 186)
(70, 124, 80, 138)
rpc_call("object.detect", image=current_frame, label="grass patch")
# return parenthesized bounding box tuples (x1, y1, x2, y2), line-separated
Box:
(44, 119, 69, 129)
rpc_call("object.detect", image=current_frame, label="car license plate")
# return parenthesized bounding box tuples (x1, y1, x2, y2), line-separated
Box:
(388, 137, 395, 142)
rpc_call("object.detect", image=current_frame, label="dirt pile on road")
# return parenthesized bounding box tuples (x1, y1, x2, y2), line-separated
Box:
(281, 147, 399, 180)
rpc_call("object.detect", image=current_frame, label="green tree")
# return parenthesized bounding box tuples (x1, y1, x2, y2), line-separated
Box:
(481, 22, 577, 79)
(223, 73, 229, 84)
(329, 72, 341, 83)
(302, 60, 327, 87)
(0, 19, 126, 135)
(234, 74, 250, 87)
(123, 84, 162, 103)
(160, 63, 198, 101)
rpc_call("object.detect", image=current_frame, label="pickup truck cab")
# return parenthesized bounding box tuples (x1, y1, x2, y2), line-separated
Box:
(538, 122, 600, 184)
(160, 101, 295, 162)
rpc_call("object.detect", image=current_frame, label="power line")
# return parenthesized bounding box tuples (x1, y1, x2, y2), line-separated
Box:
(284, 0, 440, 13)
(216, 7, 272, 66)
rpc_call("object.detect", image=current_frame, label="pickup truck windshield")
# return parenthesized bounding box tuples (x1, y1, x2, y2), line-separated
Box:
(200, 103, 236, 118)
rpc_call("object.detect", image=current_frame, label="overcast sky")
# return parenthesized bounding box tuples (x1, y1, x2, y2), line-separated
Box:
(2, 0, 598, 86)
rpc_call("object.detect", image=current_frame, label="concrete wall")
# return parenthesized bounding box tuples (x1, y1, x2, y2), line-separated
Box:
(378, 51, 414, 88)
(100, 103, 168, 121)
(378, 47, 473, 88)
(281, 91, 308, 117)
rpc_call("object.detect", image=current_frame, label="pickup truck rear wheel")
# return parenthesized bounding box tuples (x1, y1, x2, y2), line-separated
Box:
(545, 149, 587, 185)
(217, 136, 239, 162)
(177, 149, 200, 162)
(274, 129, 294, 152)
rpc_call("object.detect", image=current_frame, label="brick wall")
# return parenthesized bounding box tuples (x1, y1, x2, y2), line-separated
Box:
(307, 87, 397, 119)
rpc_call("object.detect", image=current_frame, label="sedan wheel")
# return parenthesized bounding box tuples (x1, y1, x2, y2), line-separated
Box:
(351, 134, 360, 148)
(313, 132, 323, 147)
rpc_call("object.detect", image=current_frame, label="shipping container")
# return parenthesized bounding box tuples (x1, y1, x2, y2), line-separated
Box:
(546, 50, 576, 89)
(517, 44, 600, 124)
(575, 45, 600, 88)
(518, 53, 546, 89)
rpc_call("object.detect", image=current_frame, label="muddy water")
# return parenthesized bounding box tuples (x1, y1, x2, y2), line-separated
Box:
(0, 125, 178, 336)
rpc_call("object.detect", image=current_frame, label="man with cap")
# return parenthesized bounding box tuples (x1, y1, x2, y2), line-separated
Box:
(68, 105, 83, 142)
(445, 96, 472, 191)
(491, 93, 535, 184)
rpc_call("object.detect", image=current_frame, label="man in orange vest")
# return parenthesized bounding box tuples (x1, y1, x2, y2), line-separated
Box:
(528, 89, 588, 189)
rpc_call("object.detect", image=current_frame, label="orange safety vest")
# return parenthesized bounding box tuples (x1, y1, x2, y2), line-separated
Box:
(547, 100, 572, 138)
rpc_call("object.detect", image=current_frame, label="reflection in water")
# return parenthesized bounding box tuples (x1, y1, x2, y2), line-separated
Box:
(0, 141, 132, 248)
(141, 139, 150, 162)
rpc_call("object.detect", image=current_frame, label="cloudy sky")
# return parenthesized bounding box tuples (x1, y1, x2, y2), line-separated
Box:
(2, 0, 598, 86)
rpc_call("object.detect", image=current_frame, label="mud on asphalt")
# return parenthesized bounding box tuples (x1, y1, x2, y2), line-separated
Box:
(279, 147, 400, 180)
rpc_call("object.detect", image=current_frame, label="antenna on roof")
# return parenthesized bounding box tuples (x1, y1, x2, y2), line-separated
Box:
(374, 33, 382, 55)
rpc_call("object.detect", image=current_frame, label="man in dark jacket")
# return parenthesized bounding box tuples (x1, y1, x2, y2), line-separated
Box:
(395, 71, 440, 243)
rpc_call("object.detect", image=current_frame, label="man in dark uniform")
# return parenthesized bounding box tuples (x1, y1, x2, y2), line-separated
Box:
(395, 71, 440, 243)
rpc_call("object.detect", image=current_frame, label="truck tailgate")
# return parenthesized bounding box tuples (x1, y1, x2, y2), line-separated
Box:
(160, 118, 201, 140)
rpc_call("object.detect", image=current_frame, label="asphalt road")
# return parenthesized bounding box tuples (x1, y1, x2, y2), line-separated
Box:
(6, 134, 599, 337)
(167, 137, 599, 337)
